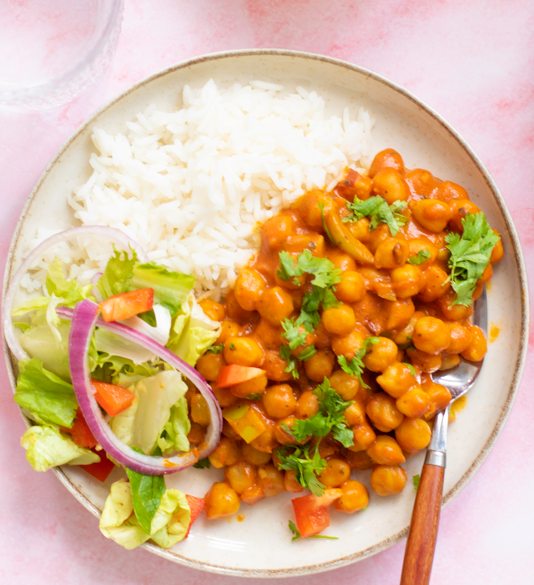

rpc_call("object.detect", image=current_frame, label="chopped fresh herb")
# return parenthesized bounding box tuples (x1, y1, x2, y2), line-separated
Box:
(343, 195, 408, 236)
(318, 203, 336, 245)
(206, 343, 225, 354)
(398, 342, 414, 351)
(337, 337, 380, 388)
(277, 251, 302, 286)
(228, 342, 236, 351)
(281, 318, 309, 351)
(276, 250, 341, 290)
(277, 444, 327, 496)
(280, 345, 299, 379)
(247, 393, 263, 400)
(298, 345, 317, 361)
(413, 474, 420, 492)
(445, 212, 498, 306)
(407, 249, 431, 265)
(403, 362, 417, 376)
(288, 520, 339, 541)
(193, 458, 211, 469)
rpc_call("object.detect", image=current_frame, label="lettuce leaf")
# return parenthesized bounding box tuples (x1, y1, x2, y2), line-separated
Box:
(157, 396, 190, 455)
(45, 258, 94, 306)
(21, 425, 100, 471)
(14, 358, 78, 427)
(125, 460, 166, 533)
(19, 323, 71, 380)
(97, 248, 137, 299)
(99, 479, 191, 550)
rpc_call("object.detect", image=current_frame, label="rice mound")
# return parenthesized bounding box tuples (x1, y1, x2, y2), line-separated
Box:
(24, 80, 373, 300)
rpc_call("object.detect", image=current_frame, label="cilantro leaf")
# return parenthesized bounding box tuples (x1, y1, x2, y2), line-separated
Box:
(206, 343, 224, 354)
(407, 249, 431, 265)
(288, 520, 339, 541)
(298, 345, 317, 361)
(277, 251, 301, 285)
(277, 444, 327, 496)
(280, 345, 299, 379)
(403, 362, 417, 376)
(337, 337, 380, 388)
(193, 458, 211, 469)
(343, 196, 408, 236)
(413, 474, 420, 492)
(281, 318, 309, 351)
(445, 212, 498, 307)
(247, 393, 263, 400)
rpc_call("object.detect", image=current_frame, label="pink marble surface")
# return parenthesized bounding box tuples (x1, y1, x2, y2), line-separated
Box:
(1, 1, 533, 583)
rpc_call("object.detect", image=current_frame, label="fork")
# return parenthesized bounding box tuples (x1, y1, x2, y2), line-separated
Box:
(400, 288, 488, 585)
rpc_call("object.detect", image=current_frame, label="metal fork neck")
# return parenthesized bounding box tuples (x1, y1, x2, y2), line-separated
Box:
(425, 407, 450, 468)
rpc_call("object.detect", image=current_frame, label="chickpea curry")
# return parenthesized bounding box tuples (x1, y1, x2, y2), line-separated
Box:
(192, 148, 503, 538)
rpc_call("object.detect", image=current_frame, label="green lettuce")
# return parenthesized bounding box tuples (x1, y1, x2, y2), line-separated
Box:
(45, 258, 94, 305)
(157, 396, 191, 455)
(168, 295, 221, 366)
(99, 479, 191, 550)
(19, 323, 71, 380)
(97, 247, 137, 299)
(14, 358, 78, 427)
(125, 460, 166, 533)
(21, 425, 100, 471)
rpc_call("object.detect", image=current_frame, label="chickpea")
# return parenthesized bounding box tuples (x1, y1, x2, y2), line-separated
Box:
(303, 349, 336, 382)
(257, 464, 285, 497)
(396, 386, 430, 418)
(325, 248, 357, 272)
(386, 298, 415, 331)
(224, 462, 256, 494)
(225, 290, 255, 323)
(257, 286, 294, 326)
(448, 199, 481, 232)
(344, 401, 366, 426)
(208, 437, 241, 468)
(218, 320, 241, 343)
(418, 265, 450, 303)
(440, 354, 461, 370)
(191, 393, 211, 426)
(331, 328, 366, 359)
(391, 264, 425, 298)
(405, 169, 437, 198)
(447, 322, 473, 354)
(222, 419, 239, 439)
(461, 326, 487, 362)
(363, 337, 398, 372)
(409, 199, 452, 233)
(234, 269, 267, 312)
(395, 417, 431, 452)
(231, 373, 268, 399)
(298, 190, 336, 230)
(262, 213, 297, 249)
(369, 148, 405, 178)
(330, 369, 360, 400)
(346, 450, 375, 470)
(317, 437, 341, 459)
(371, 464, 407, 496)
(284, 469, 305, 493)
(242, 443, 272, 466)
(422, 380, 452, 419)
(479, 263, 493, 285)
(212, 384, 239, 408)
(376, 362, 418, 398)
(322, 304, 357, 336)
(406, 346, 442, 373)
(199, 298, 226, 322)
(224, 336, 264, 367)
(367, 435, 406, 465)
(372, 168, 409, 205)
(263, 349, 293, 382)
(205, 482, 240, 519)
(241, 485, 265, 506)
(366, 223, 394, 253)
(374, 239, 409, 269)
(188, 422, 206, 445)
(305, 321, 331, 350)
(334, 270, 366, 303)
(250, 419, 278, 453)
(336, 169, 373, 201)
(407, 237, 438, 269)
(366, 392, 404, 432)
(316, 457, 351, 488)
(196, 352, 226, 382)
(348, 421, 377, 452)
(347, 217, 372, 242)
(283, 234, 326, 258)
(490, 232, 504, 264)
(435, 180, 469, 203)
(275, 265, 306, 290)
(296, 390, 320, 419)
(263, 384, 297, 418)
(437, 288, 473, 321)
(392, 310, 423, 346)
(254, 318, 284, 350)
(413, 316, 451, 355)
(274, 416, 301, 445)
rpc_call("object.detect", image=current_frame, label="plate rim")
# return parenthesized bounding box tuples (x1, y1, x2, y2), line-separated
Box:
(2, 48, 530, 578)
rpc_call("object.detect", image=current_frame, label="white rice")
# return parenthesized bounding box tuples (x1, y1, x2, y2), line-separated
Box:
(24, 80, 374, 300)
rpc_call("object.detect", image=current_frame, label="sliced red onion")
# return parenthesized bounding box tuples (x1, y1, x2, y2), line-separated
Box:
(3, 226, 149, 362)
(63, 300, 222, 475)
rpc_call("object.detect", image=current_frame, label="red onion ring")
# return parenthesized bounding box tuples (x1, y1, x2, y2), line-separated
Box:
(3, 226, 149, 362)
(63, 300, 222, 475)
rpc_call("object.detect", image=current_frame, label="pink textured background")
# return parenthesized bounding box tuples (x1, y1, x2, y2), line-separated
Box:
(1, 1, 533, 583)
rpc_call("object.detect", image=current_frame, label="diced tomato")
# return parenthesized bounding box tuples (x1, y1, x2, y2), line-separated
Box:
(215, 365, 265, 388)
(91, 380, 135, 416)
(80, 451, 116, 482)
(291, 489, 342, 538)
(185, 495, 205, 538)
(99, 288, 154, 322)
(63, 409, 97, 449)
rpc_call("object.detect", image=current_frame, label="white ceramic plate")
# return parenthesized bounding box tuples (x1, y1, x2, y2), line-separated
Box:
(3, 50, 529, 578)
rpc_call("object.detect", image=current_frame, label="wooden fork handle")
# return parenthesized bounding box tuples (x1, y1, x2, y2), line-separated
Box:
(400, 458, 445, 585)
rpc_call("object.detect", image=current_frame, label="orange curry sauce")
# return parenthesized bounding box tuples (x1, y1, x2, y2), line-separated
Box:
(193, 148, 504, 522)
